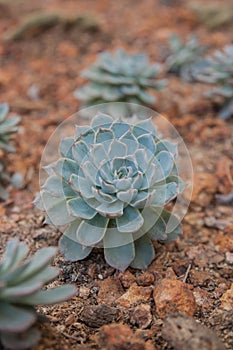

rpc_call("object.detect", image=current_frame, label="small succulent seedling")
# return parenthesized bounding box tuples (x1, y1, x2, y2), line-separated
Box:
(0, 103, 21, 200)
(165, 35, 207, 81)
(195, 44, 233, 119)
(74, 48, 167, 107)
(35, 113, 185, 271)
(0, 238, 76, 350)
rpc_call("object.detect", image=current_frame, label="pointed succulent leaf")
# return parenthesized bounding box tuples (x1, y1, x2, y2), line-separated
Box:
(43, 175, 76, 198)
(0, 302, 36, 332)
(54, 158, 79, 183)
(67, 197, 96, 219)
(111, 121, 131, 138)
(0, 280, 44, 300)
(119, 130, 139, 155)
(147, 214, 167, 240)
(160, 209, 182, 242)
(138, 134, 156, 154)
(117, 189, 137, 203)
(156, 140, 178, 156)
(149, 182, 178, 207)
(59, 221, 92, 261)
(104, 241, 135, 271)
(41, 192, 74, 225)
(0, 239, 29, 276)
(77, 214, 109, 246)
(130, 234, 155, 269)
(16, 285, 77, 305)
(60, 137, 74, 158)
(151, 151, 175, 184)
(70, 174, 93, 199)
(8, 247, 57, 285)
(97, 200, 124, 217)
(72, 140, 89, 164)
(0, 103, 9, 121)
(130, 189, 156, 208)
(108, 139, 127, 158)
(99, 178, 116, 194)
(0, 327, 41, 350)
(91, 113, 113, 128)
(90, 143, 109, 167)
(116, 206, 144, 233)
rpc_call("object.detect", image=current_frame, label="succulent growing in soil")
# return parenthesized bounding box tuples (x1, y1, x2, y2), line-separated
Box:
(35, 113, 184, 271)
(0, 238, 76, 350)
(0, 103, 21, 200)
(0, 103, 20, 153)
(194, 44, 233, 119)
(165, 35, 207, 81)
(74, 48, 167, 107)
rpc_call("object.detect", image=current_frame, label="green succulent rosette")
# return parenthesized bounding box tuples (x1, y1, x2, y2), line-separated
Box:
(0, 239, 76, 349)
(35, 113, 185, 271)
(75, 48, 167, 107)
(195, 44, 233, 119)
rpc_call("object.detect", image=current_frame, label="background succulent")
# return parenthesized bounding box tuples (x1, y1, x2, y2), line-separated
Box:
(74, 48, 167, 107)
(0, 160, 11, 200)
(194, 44, 233, 119)
(0, 238, 76, 350)
(35, 113, 184, 271)
(165, 35, 207, 81)
(0, 103, 21, 200)
(0, 103, 20, 153)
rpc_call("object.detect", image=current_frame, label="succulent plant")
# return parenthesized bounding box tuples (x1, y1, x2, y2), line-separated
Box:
(194, 44, 233, 119)
(35, 113, 184, 271)
(0, 103, 21, 200)
(165, 35, 207, 81)
(0, 238, 76, 350)
(0, 103, 20, 153)
(74, 49, 167, 107)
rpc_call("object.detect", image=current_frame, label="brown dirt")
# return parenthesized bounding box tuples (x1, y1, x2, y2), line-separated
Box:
(0, 0, 232, 349)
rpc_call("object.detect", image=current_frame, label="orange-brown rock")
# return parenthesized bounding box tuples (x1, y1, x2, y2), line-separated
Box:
(116, 283, 152, 308)
(153, 279, 196, 318)
(220, 284, 233, 311)
(97, 323, 156, 350)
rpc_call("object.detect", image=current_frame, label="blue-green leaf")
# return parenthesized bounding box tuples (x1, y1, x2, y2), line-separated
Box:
(91, 113, 113, 128)
(108, 139, 127, 158)
(67, 197, 96, 219)
(130, 234, 155, 269)
(117, 189, 137, 203)
(41, 192, 74, 225)
(54, 158, 79, 183)
(104, 241, 135, 271)
(149, 182, 178, 206)
(60, 137, 74, 158)
(59, 221, 92, 261)
(97, 200, 124, 218)
(43, 175, 76, 198)
(0, 302, 36, 332)
(72, 140, 89, 164)
(116, 206, 144, 233)
(77, 214, 109, 246)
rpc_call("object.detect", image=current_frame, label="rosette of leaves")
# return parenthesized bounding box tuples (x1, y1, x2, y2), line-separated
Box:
(74, 49, 167, 107)
(0, 103, 21, 200)
(0, 238, 76, 350)
(35, 113, 184, 271)
(165, 35, 207, 81)
(194, 44, 233, 120)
